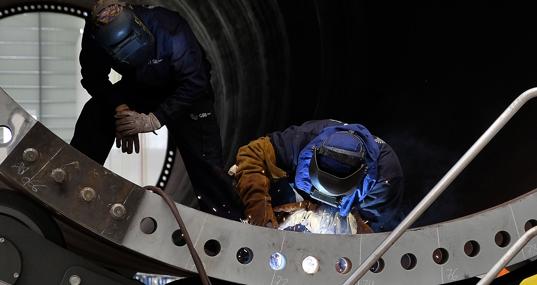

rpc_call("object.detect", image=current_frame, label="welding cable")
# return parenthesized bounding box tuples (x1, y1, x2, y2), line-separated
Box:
(143, 186, 212, 285)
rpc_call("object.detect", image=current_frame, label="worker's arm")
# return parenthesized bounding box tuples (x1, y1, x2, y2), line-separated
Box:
(235, 137, 286, 228)
(79, 22, 126, 109)
(359, 177, 404, 232)
(152, 23, 211, 126)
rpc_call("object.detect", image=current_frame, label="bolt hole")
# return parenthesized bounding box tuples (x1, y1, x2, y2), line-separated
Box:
(204, 239, 221, 257)
(140, 217, 157, 234)
(336, 257, 353, 274)
(0, 125, 13, 144)
(464, 240, 480, 257)
(401, 253, 417, 270)
(269, 252, 286, 271)
(171, 229, 186, 247)
(525, 219, 537, 232)
(236, 247, 254, 264)
(370, 258, 385, 273)
(495, 231, 511, 248)
(432, 248, 449, 265)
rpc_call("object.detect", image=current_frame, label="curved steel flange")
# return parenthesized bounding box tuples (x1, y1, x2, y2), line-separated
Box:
(1, 88, 537, 284)
(0, 236, 22, 285)
(0, 90, 36, 163)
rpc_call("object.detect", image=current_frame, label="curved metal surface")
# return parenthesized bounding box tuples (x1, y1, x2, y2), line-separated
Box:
(344, 87, 537, 284)
(2, 88, 537, 284)
(0, 0, 291, 204)
(478, 226, 537, 285)
(0, 236, 22, 285)
(145, 0, 291, 200)
(0, 89, 36, 167)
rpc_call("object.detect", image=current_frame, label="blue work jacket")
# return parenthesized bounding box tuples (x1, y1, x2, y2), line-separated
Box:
(268, 119, 405, 231)
(80, 6, 213, 125)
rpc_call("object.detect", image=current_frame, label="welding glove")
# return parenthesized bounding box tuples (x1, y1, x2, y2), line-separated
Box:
(115, 133, 140, 154)
(115, 110, 161, 137)
(350, 208, 374, 233)
(113, 104, 141, 154)
(235, 137, 286, 229)
(239, 173, 279, 228)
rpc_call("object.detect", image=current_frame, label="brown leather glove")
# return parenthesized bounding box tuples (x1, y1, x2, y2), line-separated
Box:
(114, 104, 140, 154)
(239, 173, 278, 228)
(351, 209, 374, 234)
(115, 110, 161, 136)
(273, 201, 319, 213)
(235, 137, 286, 228)
(115, 133, 140, 154)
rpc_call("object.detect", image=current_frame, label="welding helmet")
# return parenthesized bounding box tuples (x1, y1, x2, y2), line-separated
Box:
(309, 131, 368, 207)
(92, 1, 155, 66)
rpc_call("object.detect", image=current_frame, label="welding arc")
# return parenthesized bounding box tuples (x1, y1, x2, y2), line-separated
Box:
(144, 186, 212, 285)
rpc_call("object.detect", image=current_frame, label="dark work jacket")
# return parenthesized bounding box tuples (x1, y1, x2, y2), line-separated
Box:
(268, 119, 405, 231)
(79, 6, 213, 126)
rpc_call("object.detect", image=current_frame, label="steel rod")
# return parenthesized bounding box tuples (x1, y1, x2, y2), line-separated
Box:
(343, 87, 537, 285)
(477, 226, 537, 285)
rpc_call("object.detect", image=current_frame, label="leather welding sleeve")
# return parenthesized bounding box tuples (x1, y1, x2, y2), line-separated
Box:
(235, 137, 286, 228)
(79, 22, 126, 109)
(152, 24, 211, 126)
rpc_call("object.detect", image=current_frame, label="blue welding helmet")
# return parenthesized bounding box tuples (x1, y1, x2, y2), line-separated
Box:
(93, 6, 154, 66)
(309, 131, 368, 207)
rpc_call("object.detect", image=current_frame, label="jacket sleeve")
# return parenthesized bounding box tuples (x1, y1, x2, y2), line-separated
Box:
(235, 137, 286, 227)
(152, 24, 211, 126)
(79, 23, 126, 108)
(359, 142, 405, 232)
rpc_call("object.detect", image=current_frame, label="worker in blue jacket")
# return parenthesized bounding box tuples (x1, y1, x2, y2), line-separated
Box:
(71, 0, 242, 220)
(233, 119, 404, 232)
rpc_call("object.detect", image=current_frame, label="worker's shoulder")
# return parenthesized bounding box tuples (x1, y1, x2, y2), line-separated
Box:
(136, 6, 189, 34)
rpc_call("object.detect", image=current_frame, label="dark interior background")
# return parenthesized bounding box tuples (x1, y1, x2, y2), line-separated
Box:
(272, 0, 537, 226)
(1, 0, 536, 228)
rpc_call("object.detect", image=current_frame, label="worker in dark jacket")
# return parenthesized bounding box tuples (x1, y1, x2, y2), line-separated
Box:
(233, 119, 405, 232)
(71, 0, 242, 220)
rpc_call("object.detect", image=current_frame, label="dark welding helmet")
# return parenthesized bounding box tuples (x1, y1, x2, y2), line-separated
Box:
(92, 3, 155, 66)
(309, 131, 368, 207)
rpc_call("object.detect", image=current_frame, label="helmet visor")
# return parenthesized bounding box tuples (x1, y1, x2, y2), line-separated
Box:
(94, 8, 154, 66)
(309, 147, 367, 197)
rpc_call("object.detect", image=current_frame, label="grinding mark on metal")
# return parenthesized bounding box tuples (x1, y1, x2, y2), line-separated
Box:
(359, 234, 362, 264)
(358, 235, 363, 285)
(270, 268, 276, 285)
(122, 185, 136, 205)
(437, 227, 444, 284)
(509, 205, 525, 258)
(26, 146, 63, 183)
(270, 233, 287, 285)
(185, 214, 208, 271)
